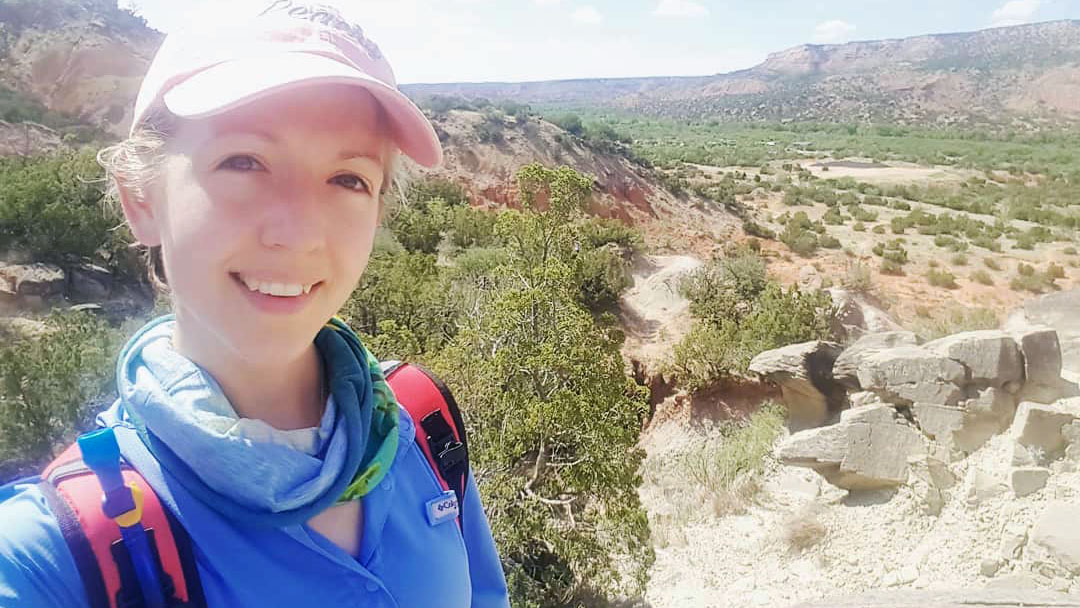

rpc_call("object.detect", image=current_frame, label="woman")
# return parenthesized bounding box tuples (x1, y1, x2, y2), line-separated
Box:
(0, 2, 510, 606)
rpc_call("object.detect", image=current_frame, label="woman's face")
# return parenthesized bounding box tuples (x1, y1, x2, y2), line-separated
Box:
(132, 84, 391, 366)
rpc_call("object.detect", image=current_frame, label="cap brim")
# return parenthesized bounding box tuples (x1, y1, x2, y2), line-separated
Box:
(162, 52, 442, 168)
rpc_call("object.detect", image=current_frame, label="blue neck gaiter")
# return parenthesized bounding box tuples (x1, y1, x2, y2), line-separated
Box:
(114, 315, 399, 528)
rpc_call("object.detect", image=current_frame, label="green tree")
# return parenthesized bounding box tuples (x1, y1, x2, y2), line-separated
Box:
(434, 164, 652, 606)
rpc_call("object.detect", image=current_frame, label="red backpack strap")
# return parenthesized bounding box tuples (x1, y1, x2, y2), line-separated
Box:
(383, 362, 470, 526)
(39, 442, 206, 608)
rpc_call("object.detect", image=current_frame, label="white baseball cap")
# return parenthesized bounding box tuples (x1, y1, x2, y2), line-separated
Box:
(131, 1, 442, 167)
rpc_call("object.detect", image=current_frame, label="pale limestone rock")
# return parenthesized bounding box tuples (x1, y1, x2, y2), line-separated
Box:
(965, 468, 1009, 507)
(1011, 399, 1080, 461)
(833, 330, 920, 389)
(1029, 502, 1080, 575)
(1013, 326, 1064, 386)
(848, 390, 883, 408)
(856, 346, 967, 405)
(840, 403, 897, 424)
(912, 403, 965, 452)
(777, 418, 926, 490)
(1010, 467, 1051, 498)
(924, 330, 1024, 388)
(980, 558, 1003, 577)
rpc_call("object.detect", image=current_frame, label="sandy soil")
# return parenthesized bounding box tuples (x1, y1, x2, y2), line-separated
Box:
(619, 253, 704, 377)
(804, 160, 977, 186)
(641, 420, 1080, 607)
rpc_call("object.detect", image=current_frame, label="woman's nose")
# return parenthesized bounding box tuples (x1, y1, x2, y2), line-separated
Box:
(258, 189, 326, 253)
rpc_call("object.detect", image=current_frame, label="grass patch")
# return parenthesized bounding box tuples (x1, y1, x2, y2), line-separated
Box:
(907, 306, 999, 339)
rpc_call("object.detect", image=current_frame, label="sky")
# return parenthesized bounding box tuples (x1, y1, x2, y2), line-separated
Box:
(119, 0, 1080, 84)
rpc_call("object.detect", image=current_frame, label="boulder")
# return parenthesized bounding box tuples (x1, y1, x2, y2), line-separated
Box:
(69, 263, 112, 301)
(840, 403, 898, 425)
(1011, 399, 1080, 461)
(964, 468, 1009, 507)
(911, 403, 965, 456)
(1029, 502, 1080, 575)
(1010, 467, 1051, 497)
(833, 330, 920, 389)
(798, 264, 823, 291)
(776, 417, 926, 490)
(748, 341, 844, 429)
(0, 263, 65, 297)
(827, 288, 904, 338)
(924, 330, 1023, 388)
(849, 390, 884, 408)
(855, 346, 967, 405)
(962, 387, 1017, 428)
(1013, 326, 1063, 386)
(1065, 421, 1080, 462)
(1008, 288, 1080, 383)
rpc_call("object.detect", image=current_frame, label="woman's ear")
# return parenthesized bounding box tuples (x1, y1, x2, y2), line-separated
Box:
(116, 178, 163, 247)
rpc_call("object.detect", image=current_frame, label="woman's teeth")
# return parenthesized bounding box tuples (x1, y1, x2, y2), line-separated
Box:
(241, 276, 314, 297)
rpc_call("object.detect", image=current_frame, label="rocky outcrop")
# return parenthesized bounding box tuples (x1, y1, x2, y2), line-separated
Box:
(856, 345, 967, 405)
(748, 341, 845, 430)
(832, 330, 919, 389)
(776, 404, 927, 490)
(923, 330, 1024, 389)
(0, 263, 65, 307)
(773, 326, 1079, 494)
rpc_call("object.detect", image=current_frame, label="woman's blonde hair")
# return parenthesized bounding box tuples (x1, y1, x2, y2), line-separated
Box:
(97, 105, 404, 292)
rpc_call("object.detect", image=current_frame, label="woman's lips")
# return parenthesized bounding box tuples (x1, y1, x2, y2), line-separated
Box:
(230, 273, 322, 315)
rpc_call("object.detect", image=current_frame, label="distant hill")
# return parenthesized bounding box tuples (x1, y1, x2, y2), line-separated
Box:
(403, 20, 1080, 127)
(0, 0, 161, 136)
(4, 2, 1079, 131)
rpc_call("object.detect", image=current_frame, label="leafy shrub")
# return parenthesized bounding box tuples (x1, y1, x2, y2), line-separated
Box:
(1009, 263, 1061, 293)
(984, 257, 1002, 271)
(926, 268, 958, 289)
(449, 205, 498, 249)
(0, 311, 120, 479)
(779, 212, 823, 257)
(819, 234, 841, 249)
(406, 178, 470, 208)
(386, 198, 450, 254)
(880, 258, 904, 275)
(971, 269, 993, 285)
(550, 113, 585, 136)
(742, 219, 776, 240)
(673, 255, 834, 390)
(0, 151, 122, 264)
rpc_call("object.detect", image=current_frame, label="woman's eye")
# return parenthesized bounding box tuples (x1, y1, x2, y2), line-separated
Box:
(218, 155, 264, 172)
(331, 174, 372, 194)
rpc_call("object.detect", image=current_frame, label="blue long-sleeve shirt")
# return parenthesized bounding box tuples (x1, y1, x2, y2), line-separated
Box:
(0, 402, 509, 607)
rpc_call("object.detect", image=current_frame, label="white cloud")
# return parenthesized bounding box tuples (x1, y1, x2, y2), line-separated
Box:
(571, 5, 603, 24)
(990, 0, 1041, 27)
(812, 19, 856, 44)
(653, 0, 709, 17)
(533, 0, 562, 5)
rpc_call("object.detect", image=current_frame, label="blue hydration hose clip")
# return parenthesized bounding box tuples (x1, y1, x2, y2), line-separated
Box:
(79, 428, 167, 608)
